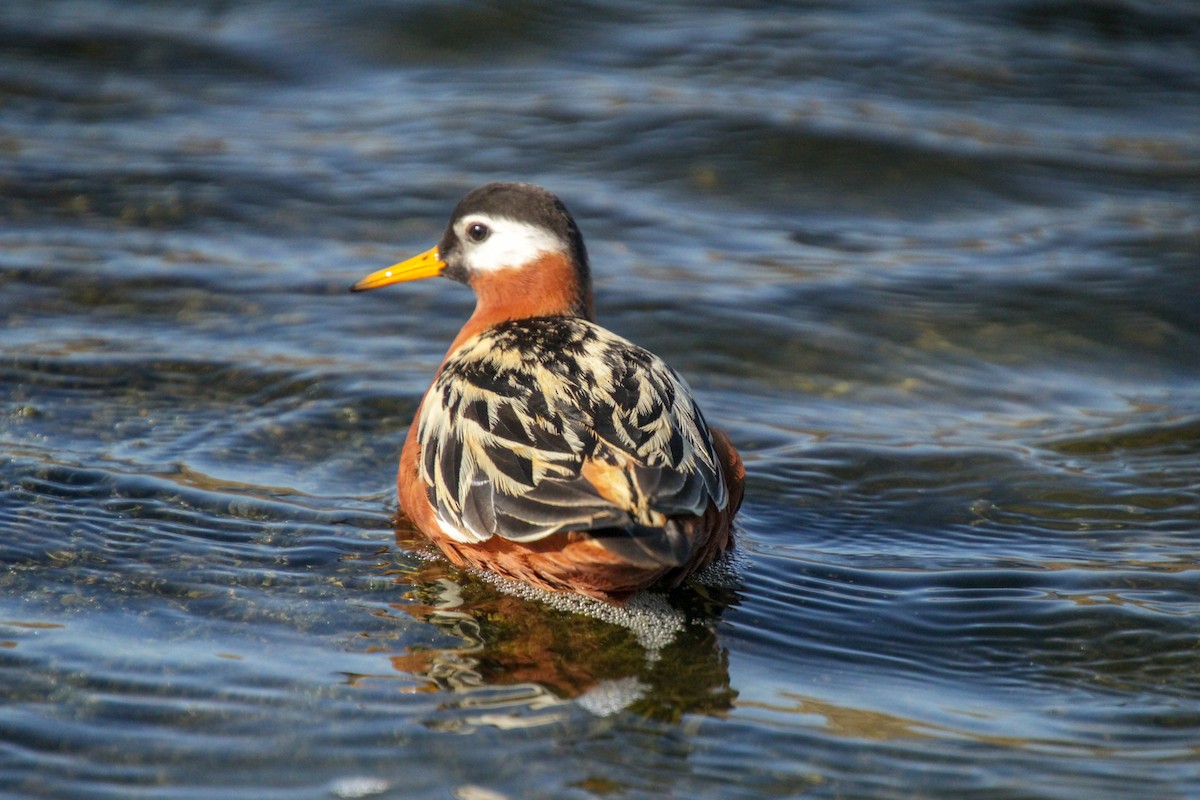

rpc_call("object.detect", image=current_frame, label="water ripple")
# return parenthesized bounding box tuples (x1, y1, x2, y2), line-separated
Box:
(2, 1, 1198, 798)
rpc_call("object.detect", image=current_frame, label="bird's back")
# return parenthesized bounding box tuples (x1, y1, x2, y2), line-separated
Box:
(415, 316, 730, 554)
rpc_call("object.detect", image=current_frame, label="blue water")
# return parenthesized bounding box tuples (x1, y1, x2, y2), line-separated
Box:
(2, 2, 1199, 798)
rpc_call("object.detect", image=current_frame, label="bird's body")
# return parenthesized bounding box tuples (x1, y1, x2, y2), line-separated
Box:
(353, 183, 743, 602)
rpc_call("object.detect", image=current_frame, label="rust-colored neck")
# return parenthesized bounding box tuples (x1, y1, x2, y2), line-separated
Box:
(445, 252, 595, 355)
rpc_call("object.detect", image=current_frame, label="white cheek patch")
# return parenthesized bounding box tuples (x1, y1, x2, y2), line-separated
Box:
(461, 214, 566, 273)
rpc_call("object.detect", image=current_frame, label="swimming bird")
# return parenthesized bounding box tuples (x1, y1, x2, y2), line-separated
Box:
(352, 182, 744, 602)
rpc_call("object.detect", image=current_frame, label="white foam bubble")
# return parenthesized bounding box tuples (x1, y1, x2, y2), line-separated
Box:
(329, 776, 389, 799)
(477, 571, 687, 653)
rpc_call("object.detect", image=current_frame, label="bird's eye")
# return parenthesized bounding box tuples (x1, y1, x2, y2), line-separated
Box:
(465, 222, 490, 243)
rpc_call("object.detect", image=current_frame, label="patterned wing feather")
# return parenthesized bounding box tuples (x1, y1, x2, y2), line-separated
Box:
(416, 318, 727, 546)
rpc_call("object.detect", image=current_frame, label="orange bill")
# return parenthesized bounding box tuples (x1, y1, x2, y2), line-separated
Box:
(351, 246, 444, 292)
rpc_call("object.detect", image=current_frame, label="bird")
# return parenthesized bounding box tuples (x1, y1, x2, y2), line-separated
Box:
(351, 182, 744, 602)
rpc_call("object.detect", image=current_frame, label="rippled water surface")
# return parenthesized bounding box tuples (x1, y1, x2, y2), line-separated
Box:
(3, 2, 1199, 798)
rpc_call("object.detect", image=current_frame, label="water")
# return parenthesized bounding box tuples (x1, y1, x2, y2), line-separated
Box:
(2, 1, 1199, 798)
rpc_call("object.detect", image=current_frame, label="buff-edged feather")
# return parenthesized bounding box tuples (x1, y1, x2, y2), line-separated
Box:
(417, 316, 727, 546)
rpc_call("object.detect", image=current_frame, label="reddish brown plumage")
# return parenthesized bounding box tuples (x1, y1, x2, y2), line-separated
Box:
(436, 251, 593, 355)
(360, 182, 744, 602)
(398, 422, 743, 602)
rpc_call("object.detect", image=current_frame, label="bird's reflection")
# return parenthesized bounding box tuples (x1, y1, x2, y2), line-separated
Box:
(382, 526, 740, 730)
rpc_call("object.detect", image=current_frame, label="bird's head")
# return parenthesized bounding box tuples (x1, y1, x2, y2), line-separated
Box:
(352, 182, 593, 320)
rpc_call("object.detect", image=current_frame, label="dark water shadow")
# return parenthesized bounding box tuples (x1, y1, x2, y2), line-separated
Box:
(369, 522, 740, 730)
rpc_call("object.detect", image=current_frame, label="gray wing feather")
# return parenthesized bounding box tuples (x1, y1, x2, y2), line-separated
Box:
(417, 318, 726, 544)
